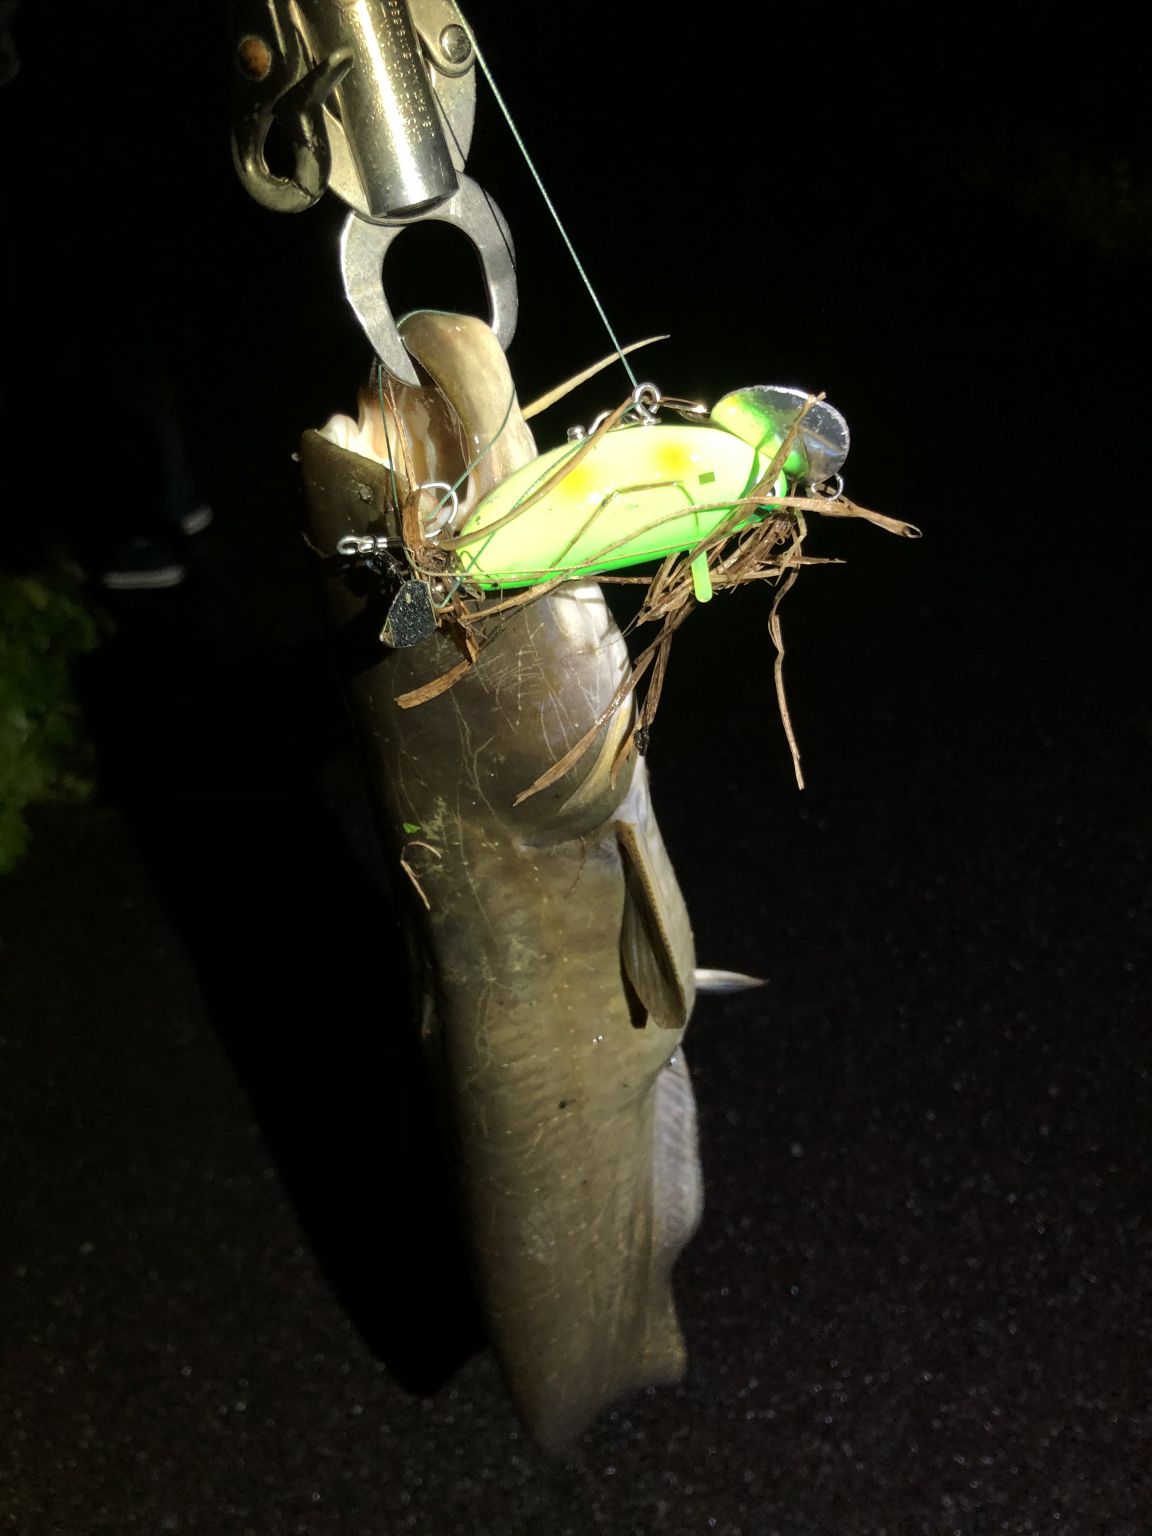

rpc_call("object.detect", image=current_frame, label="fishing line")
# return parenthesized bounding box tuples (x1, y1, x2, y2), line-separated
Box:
(461, 21, 639, 392)
(372, 359, 400, 513)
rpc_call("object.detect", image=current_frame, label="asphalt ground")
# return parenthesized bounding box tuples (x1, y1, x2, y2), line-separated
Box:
(2, 6, 1150, 1533)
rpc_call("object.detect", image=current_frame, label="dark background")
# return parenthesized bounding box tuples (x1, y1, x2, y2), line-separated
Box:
(1, 3, 1149, 1532)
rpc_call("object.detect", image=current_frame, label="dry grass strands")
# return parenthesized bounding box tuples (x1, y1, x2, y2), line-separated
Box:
(378, 382, 917, 796)
(463, 483, 909, 802)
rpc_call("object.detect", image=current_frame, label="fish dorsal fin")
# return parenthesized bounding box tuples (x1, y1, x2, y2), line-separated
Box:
(614, 764, 696, 1031)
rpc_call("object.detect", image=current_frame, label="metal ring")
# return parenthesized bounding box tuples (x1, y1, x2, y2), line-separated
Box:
(339, 179, 518, 387)
(418, 481, 460, 537)
(808, 473, 844, 500)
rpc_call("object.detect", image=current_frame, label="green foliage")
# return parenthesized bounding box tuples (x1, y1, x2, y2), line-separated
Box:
(0, 574, 100, 872)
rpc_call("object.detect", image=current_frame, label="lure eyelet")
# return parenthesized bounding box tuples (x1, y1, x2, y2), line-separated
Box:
(418, 481, 460, 538)
(807, 473, 844, 500)
(628, 382, 662, 425)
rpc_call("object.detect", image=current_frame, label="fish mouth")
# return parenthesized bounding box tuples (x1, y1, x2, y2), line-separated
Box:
(316, 312, 538, 529)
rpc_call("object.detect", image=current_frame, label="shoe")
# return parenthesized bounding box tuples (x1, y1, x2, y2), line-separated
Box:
(179, 505, 213, 536)
(98, 537, 186, 590)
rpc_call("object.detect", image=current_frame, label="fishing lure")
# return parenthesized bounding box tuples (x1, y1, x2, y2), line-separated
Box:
(438, 382, 850, 601)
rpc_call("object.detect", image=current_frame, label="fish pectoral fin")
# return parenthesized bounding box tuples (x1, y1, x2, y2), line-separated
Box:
(614, 771, 696, 1031)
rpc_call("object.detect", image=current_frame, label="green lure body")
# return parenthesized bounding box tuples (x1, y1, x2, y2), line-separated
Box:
(452, 420, 794, 591)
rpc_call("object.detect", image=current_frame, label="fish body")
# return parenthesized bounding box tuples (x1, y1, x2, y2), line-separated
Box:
(300, 314, 705, 1451)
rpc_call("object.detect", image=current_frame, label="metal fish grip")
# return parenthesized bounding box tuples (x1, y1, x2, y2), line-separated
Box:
(230, 0, 517, 382)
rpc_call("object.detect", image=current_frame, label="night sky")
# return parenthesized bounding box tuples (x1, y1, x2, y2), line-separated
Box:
(2, 3, 1149, 1532)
